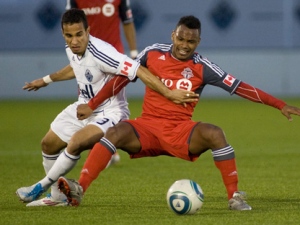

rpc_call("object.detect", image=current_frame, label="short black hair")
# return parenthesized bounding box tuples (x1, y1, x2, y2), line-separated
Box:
(61, 8, 88, 30)
(176, 15, 201, 35)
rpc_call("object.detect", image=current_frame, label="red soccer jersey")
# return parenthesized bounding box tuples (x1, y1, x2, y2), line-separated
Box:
(138, 43, 241, 121)
(68, 0, 133, 53)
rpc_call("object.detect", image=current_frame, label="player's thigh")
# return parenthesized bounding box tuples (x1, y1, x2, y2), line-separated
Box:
(42, 129, 67, 155)
(106, 122, 141, 153)
(188, 122, 227, 154)
(50, 103, 83, 143)
(69, 124, 104, 152)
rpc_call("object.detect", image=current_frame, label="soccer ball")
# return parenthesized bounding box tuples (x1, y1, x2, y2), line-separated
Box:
(166, 179, 204, 215)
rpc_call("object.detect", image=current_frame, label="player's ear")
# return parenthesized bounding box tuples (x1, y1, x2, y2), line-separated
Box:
(86, 26, 90, 35)
(171, 30, 175, 41)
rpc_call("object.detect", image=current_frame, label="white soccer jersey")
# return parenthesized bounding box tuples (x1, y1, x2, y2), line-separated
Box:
(66, 35, 139, 112)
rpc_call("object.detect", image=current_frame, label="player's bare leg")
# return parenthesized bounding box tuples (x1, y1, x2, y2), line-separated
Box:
(77, 122, 139, 194)
(20, 129, 69, 206)
(17, 125, 104, 205)
(189, 122, 251, 210)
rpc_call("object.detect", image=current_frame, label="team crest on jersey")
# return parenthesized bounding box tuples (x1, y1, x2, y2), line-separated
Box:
(181, 67, 194, 79)
(85, 69, 93, 82)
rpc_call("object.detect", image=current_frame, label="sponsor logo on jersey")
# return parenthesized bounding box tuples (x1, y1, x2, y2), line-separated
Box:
(120, 61, 132, 76)
(181, 67, 194, 79)
(82, 7, 101, 15)
(102, 3, 115, 17)
(161, 78, 192, 91)
(82, 4, 115, 16)
(176, 78, 192, 91)
(223, 74, 236, 87)
(79, 84, 95, 99)
(85, 69, 93, 82)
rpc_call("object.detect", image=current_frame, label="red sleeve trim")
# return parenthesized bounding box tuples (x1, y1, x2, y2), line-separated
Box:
(88, 76, 130, 110)
(235, 82, 286, 110)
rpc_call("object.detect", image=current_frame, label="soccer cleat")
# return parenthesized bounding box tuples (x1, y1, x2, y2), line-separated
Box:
(57, 177, 83, 206)
(16, 183, 44, 203)
(228, 191, 252, 210)
(26, 193, 68, 207)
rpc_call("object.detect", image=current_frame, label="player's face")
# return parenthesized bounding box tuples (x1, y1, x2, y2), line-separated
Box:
(62, 22, 90, 56)
(171, 25, 200, 61)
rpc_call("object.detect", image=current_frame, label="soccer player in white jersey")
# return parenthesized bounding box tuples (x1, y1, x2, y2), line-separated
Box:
(16, 9, 198, 206)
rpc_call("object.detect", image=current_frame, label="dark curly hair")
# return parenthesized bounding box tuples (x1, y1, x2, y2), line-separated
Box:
(61, 8, 88, 30)
(176, 15, 201, 35)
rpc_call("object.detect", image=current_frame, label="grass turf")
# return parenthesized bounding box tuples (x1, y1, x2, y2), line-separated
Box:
(0, 98, 300, 225)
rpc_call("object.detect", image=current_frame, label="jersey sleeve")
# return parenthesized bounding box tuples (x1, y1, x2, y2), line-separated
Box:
(89, 38, 139, 80)
(135, 46, 149, 67)
(119, 0, 134, 24)
(235, 81, 286, 110)
(88, 76, 130, 110)
(201, 56, 241, 94)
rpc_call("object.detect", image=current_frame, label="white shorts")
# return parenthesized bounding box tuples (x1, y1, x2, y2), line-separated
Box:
(50, 102, 129, 143)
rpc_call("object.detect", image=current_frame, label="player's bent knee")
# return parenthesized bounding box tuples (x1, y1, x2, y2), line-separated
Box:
(105, 123, 134, 147)
(200, 124, 226, 145)
(41, 137, 59, 155)
(105, 126, 120, 141)
(67, 139, 86, 155)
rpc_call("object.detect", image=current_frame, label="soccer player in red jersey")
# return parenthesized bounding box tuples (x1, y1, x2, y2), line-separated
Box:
(58, 15, 300, 210)
(66, 0, 138, 58)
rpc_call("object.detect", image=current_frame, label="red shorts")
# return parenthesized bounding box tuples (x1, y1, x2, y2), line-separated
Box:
(125, 117, 200, 162)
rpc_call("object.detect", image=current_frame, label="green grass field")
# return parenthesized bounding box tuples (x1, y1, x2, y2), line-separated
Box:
(1, 98, 299, 225)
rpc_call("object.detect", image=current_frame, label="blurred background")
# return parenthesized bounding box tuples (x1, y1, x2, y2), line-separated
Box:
(1, 0, 300, 100)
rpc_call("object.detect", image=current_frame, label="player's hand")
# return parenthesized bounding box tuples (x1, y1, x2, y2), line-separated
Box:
(77, 104, 93, 120)
(281, 105, 300, 121)
(23, 79, 48, 91)
(166, 89, 199, 107)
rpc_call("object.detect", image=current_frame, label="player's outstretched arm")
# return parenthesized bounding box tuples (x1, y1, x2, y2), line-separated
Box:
(136, 66, 199, 105)
(23, 65, 75, 92)
(281, 105, 300, 121)
(235, 81, 300, 121)
(77, 76, 130, 120)
(23, 78, 49, 91)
